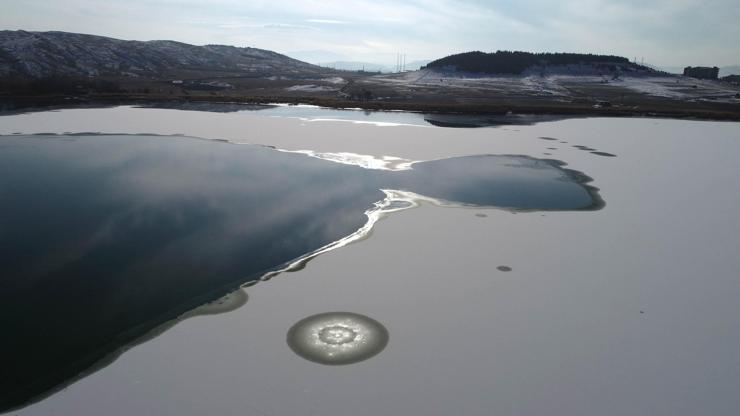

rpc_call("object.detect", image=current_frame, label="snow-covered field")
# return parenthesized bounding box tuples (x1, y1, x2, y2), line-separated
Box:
(285, 84, 337, 92)
(365, 69, 740, 102)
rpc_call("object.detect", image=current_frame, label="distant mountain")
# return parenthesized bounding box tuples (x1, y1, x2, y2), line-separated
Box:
(425, 51, 647, 75)
(402, 60, 432, 71)
(720, 66, 740, 77)
(646, 65, 739, 77)
(286, 50, 348, 65)
(317, 59, 432, 73)
(0, 30, 324, 79)
(655, 66, 684, 74)
(317, 61, 390, 72)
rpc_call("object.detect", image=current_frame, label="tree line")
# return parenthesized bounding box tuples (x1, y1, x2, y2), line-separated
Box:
(425, 51, 631, 74)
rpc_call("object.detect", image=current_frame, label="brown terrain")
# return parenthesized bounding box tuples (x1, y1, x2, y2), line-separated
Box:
(1, 31, 739, 120)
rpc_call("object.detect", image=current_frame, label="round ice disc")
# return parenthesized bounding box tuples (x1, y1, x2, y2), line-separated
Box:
(287, 312, 389, 365)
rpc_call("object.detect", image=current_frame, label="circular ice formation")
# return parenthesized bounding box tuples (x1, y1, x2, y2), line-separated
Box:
(287, 312, 389, 365)
(319, 325, 358, 345)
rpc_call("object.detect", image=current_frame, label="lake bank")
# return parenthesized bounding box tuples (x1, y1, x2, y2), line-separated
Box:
(2, 92, 740, 122)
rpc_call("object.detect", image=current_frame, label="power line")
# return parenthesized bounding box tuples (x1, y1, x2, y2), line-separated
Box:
(396, 52, 407, 72)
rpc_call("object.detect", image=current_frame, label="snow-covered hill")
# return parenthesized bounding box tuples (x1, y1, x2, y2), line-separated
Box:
(0, 30, 324, 78)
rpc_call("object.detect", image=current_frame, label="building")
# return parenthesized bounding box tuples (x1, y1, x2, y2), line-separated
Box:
(683, 66, 719, 80)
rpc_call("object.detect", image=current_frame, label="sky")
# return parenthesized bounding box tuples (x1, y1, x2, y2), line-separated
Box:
(1, 0, 738, 67)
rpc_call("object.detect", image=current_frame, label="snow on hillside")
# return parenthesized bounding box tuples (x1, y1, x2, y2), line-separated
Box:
(0, 30, 322, 78)
(366, 67, 740, 102)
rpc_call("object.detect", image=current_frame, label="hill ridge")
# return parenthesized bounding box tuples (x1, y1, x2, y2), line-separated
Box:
(0, 30, 323, 79)
(425, 50, 650, 75)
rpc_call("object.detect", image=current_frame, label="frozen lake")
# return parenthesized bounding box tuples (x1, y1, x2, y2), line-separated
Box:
(1, 106, 739, 416)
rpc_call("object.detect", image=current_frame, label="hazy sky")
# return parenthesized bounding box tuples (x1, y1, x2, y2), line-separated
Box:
(2, 0, 738, 67)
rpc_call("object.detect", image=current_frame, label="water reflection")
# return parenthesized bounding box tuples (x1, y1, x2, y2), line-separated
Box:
(138, 101, 278, 113)
(138, 102, 571, 128)
(0, 133, 603, 411)
(422, 113, 569, 128)
(0, 99, 573, 128)
(5, 287, 250, 412)
(287, 312, 389, 365)
(386, 155, 602, 210)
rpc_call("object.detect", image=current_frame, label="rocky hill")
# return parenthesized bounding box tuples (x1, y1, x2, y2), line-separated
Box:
(0, 30, 325, 79)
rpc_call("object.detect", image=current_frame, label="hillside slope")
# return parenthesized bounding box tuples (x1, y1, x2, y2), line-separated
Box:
(0, 30, 324, 78)
(425, 51, 650, 75)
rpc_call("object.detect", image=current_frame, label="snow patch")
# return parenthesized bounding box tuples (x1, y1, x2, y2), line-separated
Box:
(285, 84, 335, 92)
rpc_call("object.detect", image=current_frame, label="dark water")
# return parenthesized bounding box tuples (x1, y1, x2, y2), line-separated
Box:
(0, 134, 603, 411)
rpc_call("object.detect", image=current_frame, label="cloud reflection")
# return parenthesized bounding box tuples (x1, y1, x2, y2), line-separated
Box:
(0, 133, 603, 411)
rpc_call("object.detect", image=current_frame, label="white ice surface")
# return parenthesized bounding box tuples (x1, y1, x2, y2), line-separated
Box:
(2, 108, 740, 416)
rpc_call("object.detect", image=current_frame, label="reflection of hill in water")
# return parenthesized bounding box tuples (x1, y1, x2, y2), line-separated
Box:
(0, 134, 603, 411)
(141, 102, 577, 128)
(137, 102, 278, 113)
(142, 102, 572, 128)
(423, 113, 570, 128)
(1, 100, 580, 128)
(140, 102, 573, 128)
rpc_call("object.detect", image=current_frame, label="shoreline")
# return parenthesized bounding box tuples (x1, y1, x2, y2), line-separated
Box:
(2, 93, 740, 122)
